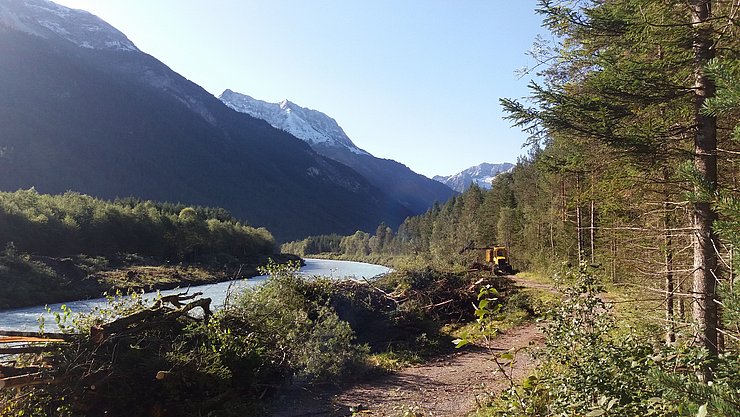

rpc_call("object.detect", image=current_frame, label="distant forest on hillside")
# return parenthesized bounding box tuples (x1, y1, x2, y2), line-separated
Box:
(0, 189, 276, 261)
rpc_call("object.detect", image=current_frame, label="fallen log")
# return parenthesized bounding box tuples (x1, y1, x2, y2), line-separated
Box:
(90, 297, 212, 344)
(159, 291, 203, 308)
(164, 297, 212, 322)
(0, 346, 60, 354)
(361, 277, 404, 304)
(0, 372, 51, 390)
(0, 336, 68, 344)
(155, 370, 170, 380)
(422, 299, 454, 310)
(90, 307, 161, 343)
(0, 366, 46, 378)
(467, 277, 486, 291)
(0, 330, 77, 341)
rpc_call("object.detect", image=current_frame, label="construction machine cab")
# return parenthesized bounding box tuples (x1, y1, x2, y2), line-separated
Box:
(459, 241, 515, 275)
(484, 246, 514, 275)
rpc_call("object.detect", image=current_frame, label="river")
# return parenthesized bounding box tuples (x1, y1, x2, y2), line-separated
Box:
(0, 258, 391, 332)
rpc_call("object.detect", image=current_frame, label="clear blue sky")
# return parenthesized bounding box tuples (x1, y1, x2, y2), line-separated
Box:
(55, 0, 547, 178)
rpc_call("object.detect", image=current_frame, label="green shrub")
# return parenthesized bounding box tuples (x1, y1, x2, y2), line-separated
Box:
(222, 261, 366, 382)
(0, 261, 368, 416)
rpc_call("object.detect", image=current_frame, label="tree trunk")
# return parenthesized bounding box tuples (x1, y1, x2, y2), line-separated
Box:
(611, 232, 617, 282)
(590, 200, 596, 264)
(679, 277, 686, 321)
(550, 218, 555, 255)
(576, 174, 583, 263)
(690, 0, 719, 371)
(665, 198, 676, 344)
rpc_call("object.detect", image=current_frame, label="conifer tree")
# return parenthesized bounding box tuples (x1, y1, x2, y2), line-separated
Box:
(502, 0, 738, 367)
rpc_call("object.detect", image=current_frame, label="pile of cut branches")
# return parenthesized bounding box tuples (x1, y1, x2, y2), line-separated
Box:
(374, 268, 511, 322)
(0, 293, 223, 417)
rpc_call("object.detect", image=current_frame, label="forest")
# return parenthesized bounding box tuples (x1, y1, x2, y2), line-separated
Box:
(282, 0, 740, 414)
(288, 0, 740, 353)
(0, 189, 278, 308)
(0, 188, 276, 260)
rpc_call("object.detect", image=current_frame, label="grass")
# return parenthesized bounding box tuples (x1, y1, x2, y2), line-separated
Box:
(515, 267, 671, 344)
(514, 271, 554, 286)
(367, 350, 425, 372)
(603, 283, 675, 343)
(443, 285, 555, 347)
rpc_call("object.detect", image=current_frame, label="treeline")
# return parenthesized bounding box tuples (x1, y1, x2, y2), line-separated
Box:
(281, 182, 517, 268)
(281, 233, 343, 256)
(114, 197, 236, 223)
(0, 189, 275, 260)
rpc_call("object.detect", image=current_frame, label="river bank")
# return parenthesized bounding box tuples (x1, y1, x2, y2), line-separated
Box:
(0, 258, 393, 332)
(0, 252, 301, 310)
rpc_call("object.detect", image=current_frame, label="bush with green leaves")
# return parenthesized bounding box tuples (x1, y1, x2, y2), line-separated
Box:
(221, 261, 367, 382)
(0, 262, 368, 417)
(478, 263, 740, 417)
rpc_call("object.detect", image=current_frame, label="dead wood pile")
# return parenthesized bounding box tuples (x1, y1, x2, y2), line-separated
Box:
(0, 292, 212, 394)
(0, 331, 70, 390)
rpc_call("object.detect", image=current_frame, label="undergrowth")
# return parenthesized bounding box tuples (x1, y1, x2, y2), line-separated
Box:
(2, 262, 543, 416)
(474, 262, 740, 417)
(1, 262, 366, 417)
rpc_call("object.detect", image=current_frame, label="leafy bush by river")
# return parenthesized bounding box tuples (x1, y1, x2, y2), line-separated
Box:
(1, 263, 530, 416)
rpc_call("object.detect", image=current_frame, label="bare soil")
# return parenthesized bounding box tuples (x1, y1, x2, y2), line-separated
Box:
(267, 276, 550, 417)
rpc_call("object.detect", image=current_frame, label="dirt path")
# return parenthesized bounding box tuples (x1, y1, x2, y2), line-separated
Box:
(267, 277, 549, 417)
(336, 323, 542, 417)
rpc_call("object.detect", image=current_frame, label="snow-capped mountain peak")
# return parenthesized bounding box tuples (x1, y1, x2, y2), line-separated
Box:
(433, 162, 514, 192)
(0, 0, 138, 51)
(278, 99, 292, 111)
(220, 89, 369, 156)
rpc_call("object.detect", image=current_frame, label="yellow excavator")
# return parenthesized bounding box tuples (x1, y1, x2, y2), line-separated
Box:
(459, 241, 515, 275)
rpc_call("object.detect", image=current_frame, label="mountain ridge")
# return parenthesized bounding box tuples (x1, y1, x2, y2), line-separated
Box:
(0, 0, 137, 51)
(220, 90, 368, 155)
(219, 90, 457, 215)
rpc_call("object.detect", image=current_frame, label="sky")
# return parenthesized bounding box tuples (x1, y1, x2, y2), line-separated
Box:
(54, 0, 548, 178)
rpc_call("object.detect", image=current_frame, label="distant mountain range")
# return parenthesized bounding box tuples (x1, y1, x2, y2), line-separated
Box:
(220, 91, 457, 215)
(0, 0, 424, 241)
(433, 163, 514, 192)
